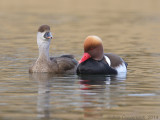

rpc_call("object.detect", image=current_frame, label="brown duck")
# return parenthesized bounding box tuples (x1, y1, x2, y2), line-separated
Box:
(29, 25, 78, 74)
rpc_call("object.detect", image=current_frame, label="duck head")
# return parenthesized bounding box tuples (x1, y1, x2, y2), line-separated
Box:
(37, 25, 53, 49)
(79, 36, 104, 63)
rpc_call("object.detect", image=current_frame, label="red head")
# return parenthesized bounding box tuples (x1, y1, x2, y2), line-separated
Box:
(79, 36, 104, 63)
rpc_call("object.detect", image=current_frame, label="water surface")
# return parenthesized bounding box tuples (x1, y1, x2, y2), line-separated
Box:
(0, 0, 160, 120)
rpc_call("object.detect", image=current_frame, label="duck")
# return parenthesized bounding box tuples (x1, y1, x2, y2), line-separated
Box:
(29, 25, 78, 74)
(76, 35, 128, 75)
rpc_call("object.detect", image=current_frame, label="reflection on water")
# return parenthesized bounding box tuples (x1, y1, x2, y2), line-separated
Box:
(28, 73, 160, 120)
(78, 74, 126, 90)
(29, 73, 128, 120)
(78, 74, 127, 119)
(1, 0, 160, 119)
(30, 73, 52, 119)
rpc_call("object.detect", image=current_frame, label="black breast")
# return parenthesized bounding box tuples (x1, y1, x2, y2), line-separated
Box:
(76, 58, 117, 75)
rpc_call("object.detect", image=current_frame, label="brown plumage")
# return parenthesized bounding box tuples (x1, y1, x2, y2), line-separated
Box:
(29, 55, 78, 74)
(29, 25, 78, 74)
(38, 25, 50, 32)
(104, 53, 124, 68)
(83, 36, 104, 60)
(84, 36, 103, 52)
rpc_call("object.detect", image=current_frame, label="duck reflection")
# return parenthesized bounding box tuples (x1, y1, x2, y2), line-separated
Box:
(79, 73, 127, 90)
(30, 73, 53, 119)
(79, 75, 110, 90)
(29, 72, 127, 119)
(78, 74, 127, 118)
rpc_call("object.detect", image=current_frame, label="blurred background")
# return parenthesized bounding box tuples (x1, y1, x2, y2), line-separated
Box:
(0, 0, 160, 120)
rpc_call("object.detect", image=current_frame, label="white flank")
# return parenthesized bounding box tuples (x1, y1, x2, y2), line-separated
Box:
(104, 56, 111, 66)
(115, 62, 127, 73)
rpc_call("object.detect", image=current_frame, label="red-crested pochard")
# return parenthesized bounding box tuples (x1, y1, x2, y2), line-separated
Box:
(76, 36, 128, 75)
(29, 25, 78, 74)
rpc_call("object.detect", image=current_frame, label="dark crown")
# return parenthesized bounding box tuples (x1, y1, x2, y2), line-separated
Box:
(38, 25, 50, 32)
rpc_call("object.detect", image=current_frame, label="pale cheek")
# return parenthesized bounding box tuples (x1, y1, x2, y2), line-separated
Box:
(37, 32, 46, 40)
(41, 34, 46, 39)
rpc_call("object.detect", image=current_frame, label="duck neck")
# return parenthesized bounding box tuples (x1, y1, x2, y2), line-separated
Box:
(37, 42, 50, 62)
(88, 45, 104, 61)
(92, 52, 104, 61)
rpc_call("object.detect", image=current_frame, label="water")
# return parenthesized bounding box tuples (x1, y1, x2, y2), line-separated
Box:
(1, 0, 160, 119)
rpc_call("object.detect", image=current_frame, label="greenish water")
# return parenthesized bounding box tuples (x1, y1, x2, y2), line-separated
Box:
(0, 0, 160, 120)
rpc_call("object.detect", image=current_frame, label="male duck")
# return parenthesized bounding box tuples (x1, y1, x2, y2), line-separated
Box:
(76, 36, 128, 75)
